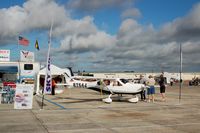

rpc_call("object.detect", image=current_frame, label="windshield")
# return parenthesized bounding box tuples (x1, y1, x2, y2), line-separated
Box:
(120, 79, 129, 84)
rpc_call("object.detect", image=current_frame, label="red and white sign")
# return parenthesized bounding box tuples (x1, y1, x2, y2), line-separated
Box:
(14, 84, 34, 109)
(20, 50, 34, 62)
(0, 50, 10, 61)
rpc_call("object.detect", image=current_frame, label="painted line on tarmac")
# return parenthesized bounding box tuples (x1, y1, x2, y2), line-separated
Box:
(36, 95, 67, 110)
(119, 122, 200, 129)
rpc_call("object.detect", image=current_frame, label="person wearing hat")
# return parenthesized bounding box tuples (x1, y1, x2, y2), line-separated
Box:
(146, 75, 156, 102)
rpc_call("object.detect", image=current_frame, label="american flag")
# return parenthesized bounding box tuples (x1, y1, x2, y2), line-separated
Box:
(18, 36, 29, 46)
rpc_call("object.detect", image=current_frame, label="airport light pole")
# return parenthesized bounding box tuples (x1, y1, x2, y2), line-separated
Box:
(179, 43, 182, 103)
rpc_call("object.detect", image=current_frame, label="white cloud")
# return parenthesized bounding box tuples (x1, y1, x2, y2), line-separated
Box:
(0, 0, 67, 43)
(121, 8, 141, 19)
(60, 31, 116, 53)
(118, 19, 142, 38)
(160, 3, 200, 42)
(1, 0, 200, 72)
(103, 2, 200, 71)
(23, 0, 68, 29)
(67, 0, 133, 12)
(0, 6, 27, 38)
(53, 16, 97, 37)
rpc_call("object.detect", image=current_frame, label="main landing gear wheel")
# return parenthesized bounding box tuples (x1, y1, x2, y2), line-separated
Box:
(128, 96, 139, 103)
(102, 94, 112, 103)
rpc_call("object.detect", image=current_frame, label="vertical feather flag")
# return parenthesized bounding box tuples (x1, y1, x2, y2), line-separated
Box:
(35, 40, 40, 50)
(44, 21, 53, 95)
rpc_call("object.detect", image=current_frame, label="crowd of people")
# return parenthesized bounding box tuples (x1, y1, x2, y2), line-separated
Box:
(139, 74, 166, 102)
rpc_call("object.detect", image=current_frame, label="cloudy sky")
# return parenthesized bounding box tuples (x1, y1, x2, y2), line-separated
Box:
(1, 0, 200, 72)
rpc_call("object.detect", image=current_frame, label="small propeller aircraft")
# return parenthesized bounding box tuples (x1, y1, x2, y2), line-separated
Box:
(65, 76, 145, 103)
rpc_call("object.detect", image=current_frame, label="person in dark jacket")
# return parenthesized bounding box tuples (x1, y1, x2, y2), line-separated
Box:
(159, 74, 166, 102)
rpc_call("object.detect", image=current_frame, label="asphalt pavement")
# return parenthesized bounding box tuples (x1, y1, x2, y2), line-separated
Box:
(0, 84, 200, 133)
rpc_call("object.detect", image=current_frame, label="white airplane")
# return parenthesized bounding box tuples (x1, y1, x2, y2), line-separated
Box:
(65, 76, 145, 103)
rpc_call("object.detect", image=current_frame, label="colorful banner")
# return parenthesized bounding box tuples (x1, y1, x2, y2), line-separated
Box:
(14, 84, 34, 109)
(20, 50, 34, 62)
(0, 50, 10, 61)
(44, 57, 51, 94)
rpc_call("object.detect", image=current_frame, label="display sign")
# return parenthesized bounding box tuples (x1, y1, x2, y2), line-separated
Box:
(14, 84, 34, 109)
(44, 57, 52, 94)
(0, 50, 10, 61)
(20, 50, 34, 62)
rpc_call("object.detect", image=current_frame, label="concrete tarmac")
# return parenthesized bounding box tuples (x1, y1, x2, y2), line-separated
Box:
(0, 84, 200, 133)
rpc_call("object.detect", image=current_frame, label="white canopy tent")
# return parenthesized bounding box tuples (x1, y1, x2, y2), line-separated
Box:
(35, 64, 72, 94)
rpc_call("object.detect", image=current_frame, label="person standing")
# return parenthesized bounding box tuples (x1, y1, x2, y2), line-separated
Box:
(139, 75, 146, 101)
(146, 75, 156, 102)
(51, 79, 56, 95)
(159, 74, 166, 101)
(170, 78, 174, 86)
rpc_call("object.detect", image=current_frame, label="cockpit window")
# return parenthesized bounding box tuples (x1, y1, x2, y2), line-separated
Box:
(113, 81, 122, 86)
(120, 79, 129, 84)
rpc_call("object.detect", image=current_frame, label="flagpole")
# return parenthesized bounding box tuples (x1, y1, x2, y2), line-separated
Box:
(18, 36, 30, 82)
(41, 20, 54, 109)
(17, 36, 21, 82)
(179, 43, 182, 103)
(35, 39, 37, 61)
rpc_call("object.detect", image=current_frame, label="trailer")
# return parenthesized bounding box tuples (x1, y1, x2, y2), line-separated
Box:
(0, 61, 40, 89)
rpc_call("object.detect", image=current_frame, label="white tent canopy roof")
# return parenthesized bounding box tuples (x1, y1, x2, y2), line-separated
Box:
(39, 64, 71, 76)
(35, 64, 72, 94)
